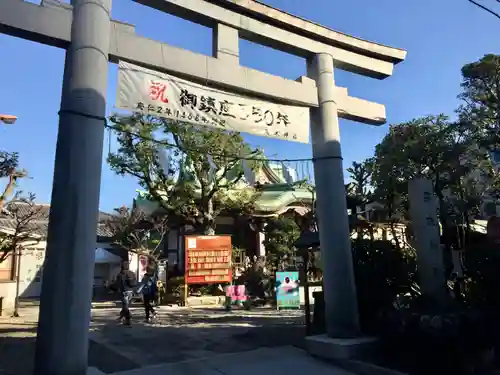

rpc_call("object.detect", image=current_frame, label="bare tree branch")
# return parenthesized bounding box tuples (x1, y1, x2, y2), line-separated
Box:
(105, 205, 169, 261)
(0, 192, 45, 264)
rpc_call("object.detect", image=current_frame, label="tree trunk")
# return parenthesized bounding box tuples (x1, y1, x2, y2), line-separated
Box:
(390, 221, 401, 250)
(434, 177, 448, 230)
(463, 212, 471, 246)
(368, 226, 375, 241)
(0, 171, 23, 212)
(434, 180, 452, 278)
(386, 195, 402, 250)
(382, 228, 388, 241)
(201, 198, 216, 235)
(458, 182, 471, 245)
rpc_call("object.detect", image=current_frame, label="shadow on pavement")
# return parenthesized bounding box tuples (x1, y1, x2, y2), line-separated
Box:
(0, 335, 139, 375)
(88, 308, 306, 368)
(0, 307, 305, 374)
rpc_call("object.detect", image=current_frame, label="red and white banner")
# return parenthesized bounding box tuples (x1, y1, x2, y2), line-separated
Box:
(116, 61, 310, 143)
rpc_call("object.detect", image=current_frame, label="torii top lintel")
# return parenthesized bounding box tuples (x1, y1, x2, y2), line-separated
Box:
(0, 0, 406, 125)
(135, 0, 407, 78)
(218, 0, 406, 65)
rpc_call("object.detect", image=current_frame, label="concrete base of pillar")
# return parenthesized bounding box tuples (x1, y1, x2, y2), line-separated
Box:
(306, 335, 410, 375)
(87, 367, 106, 375)
(305, 334, 378, 360)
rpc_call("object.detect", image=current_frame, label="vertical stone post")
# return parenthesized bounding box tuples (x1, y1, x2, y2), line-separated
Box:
(34, 1, 111, 374)
(408, 178, 448, 303)
(213, 23, 240, 64)
(308, 53, 360, 338)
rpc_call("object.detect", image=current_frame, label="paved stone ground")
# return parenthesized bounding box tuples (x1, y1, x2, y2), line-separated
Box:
(111, 346, 357, 375)
(0, 303, 305, 374)
(89, 304, 306, 368)
(0, 305, 138, 375)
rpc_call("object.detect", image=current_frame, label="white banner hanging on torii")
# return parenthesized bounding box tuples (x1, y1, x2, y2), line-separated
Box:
(115, 61, 310, 143)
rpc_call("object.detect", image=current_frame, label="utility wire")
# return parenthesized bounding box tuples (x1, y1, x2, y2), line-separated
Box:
(58, 109, 337, 163)
(468, 0, 500, 19)
(105, 119, 339, 163)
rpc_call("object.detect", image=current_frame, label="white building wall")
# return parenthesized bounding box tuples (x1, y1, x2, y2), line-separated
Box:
(0, 241, 46, 314)
(0, 242, 125, 315)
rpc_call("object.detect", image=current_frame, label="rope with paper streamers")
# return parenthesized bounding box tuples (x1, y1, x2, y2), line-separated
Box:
(104, 121, 325, 162)
(59, 108, 318, 187)
(104, 121, 318, 184)
(59, 107, 329, 163)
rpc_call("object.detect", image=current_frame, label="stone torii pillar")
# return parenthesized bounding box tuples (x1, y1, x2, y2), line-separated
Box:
(34, 1, 112, 374)
(308, 53, 361, 338)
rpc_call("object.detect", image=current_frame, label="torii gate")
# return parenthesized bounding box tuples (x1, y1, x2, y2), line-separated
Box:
(0, 0, 406, 373)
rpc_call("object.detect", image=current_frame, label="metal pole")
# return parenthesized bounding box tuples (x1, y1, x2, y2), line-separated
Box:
(303, 250, 311, 335)
(307, 53, 361, 338)
(34, 0, 111, 374)
(13, 248, 21, 317)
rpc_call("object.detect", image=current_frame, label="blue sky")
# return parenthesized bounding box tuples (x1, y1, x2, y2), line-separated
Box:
(1, 0, 499, 212)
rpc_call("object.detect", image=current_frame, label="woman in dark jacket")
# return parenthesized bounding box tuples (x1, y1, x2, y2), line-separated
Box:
(113, 260, 137, 326)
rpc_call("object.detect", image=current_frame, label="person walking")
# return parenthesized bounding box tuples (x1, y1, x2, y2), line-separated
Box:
(113, 260, 137, 326)
(140, 269, 158, 323)
(155, 279, 165, 306)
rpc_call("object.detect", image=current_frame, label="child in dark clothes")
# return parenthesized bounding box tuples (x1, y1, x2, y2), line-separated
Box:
(140, 269, 158, 323)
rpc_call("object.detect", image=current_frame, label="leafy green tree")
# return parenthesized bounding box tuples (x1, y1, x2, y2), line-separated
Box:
(0, 151, 24, 211)
(371, 115, 487, 229)
(0, 151, 18, 178)
(347, 160, 374, 215)
(458, 54, 500, 149)
(108, 115, 261, 235)
(370, 163, 408, 249)
(263, 215, 300, 272)
(456, 54, 500, 223)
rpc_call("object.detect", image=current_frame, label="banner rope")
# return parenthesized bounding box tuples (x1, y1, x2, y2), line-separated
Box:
(57, 109, 342, 163)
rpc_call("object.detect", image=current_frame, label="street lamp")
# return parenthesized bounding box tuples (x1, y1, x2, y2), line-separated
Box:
(0, 114, 17, 125)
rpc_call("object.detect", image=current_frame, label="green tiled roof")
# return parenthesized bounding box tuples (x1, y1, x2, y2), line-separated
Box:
(135, 159, 314, 216)
(253, 184, 313, 214)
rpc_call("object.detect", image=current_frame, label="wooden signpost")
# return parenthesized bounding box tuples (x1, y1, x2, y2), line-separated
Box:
(184, 235, 232, 305)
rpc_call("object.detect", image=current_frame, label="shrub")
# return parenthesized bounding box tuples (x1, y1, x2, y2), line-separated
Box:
(463, 243, 500, 312)
(377, 300, 496, 375)
(235, 261, 274, 300)
(352, 239, 417, 333)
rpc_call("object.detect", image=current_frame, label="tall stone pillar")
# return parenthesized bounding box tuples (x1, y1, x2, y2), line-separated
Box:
(34, 1, 111, 374)
(308, 53, 360, 338)
(408, 178, 448, 303)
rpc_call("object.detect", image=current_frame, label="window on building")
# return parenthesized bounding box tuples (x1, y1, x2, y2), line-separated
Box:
(0, 254, 14, 281)
(34, 264, 43, 282)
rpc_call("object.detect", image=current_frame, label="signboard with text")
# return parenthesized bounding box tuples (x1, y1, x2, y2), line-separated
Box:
(184, 235, 232, 284)
(116, 61, 310, 143)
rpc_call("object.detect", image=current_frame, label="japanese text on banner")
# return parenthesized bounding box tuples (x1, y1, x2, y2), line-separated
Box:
(116, 61, 310, 143)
